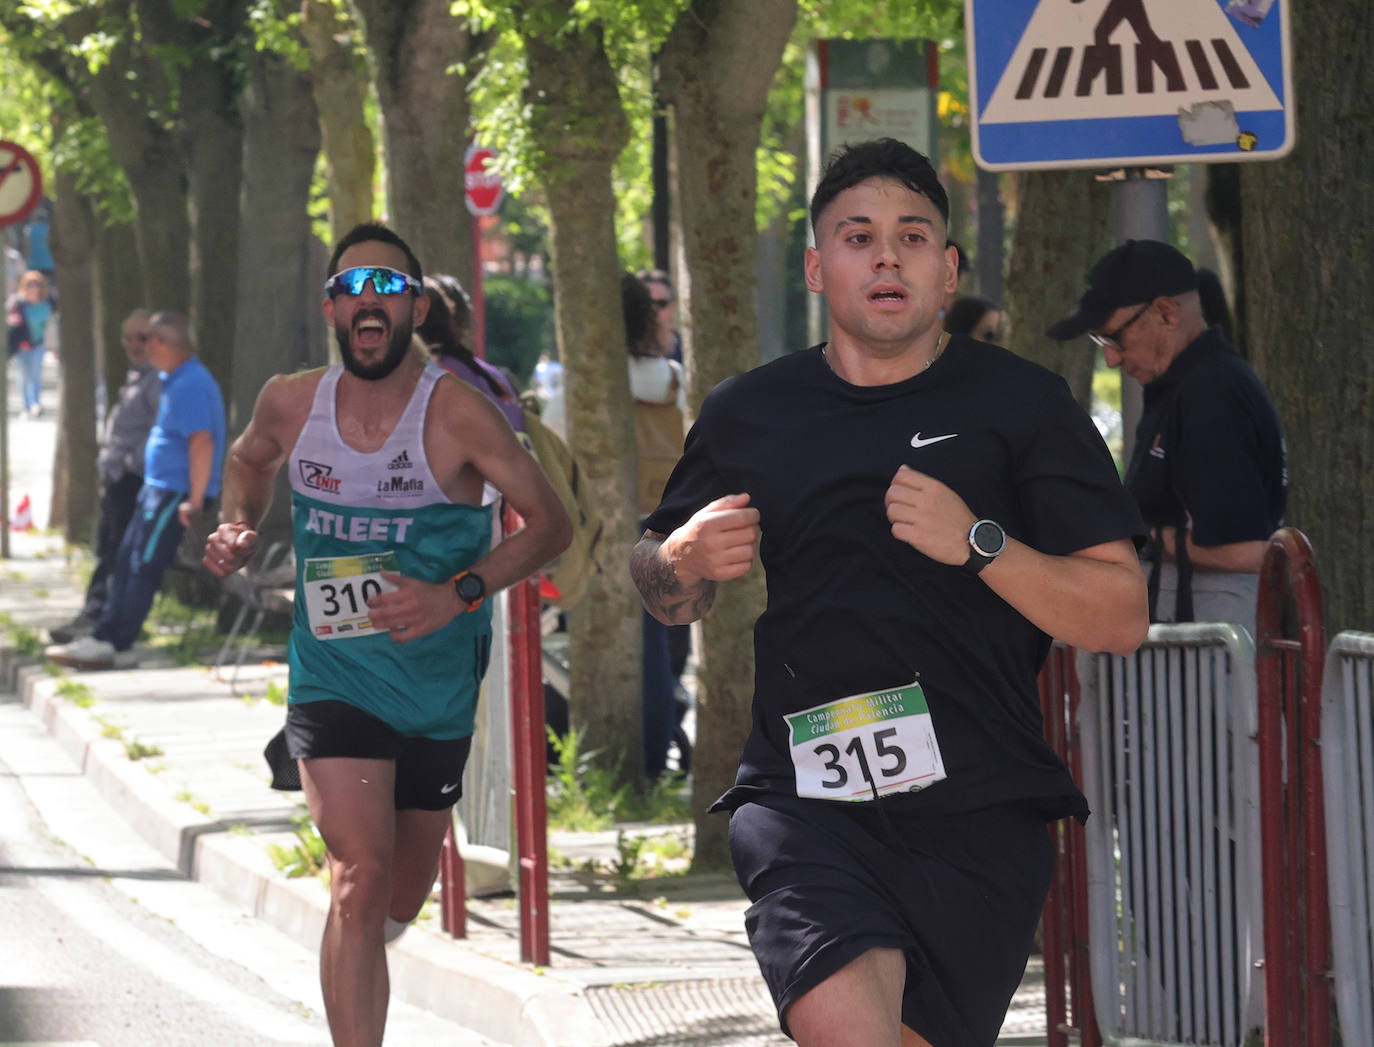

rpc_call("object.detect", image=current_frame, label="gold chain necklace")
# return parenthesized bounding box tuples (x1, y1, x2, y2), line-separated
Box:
(822, 331, 947, 373)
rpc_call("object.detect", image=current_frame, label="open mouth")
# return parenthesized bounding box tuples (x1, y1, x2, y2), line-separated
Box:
(868, 286, 908, 305)
(353, 311, 389, 348)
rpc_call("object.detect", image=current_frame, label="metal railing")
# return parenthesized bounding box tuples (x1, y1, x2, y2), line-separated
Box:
(1321, 630, 1374, 1047)
(1078, 624, 1265, 1046)
(1039, 642, 1101, 1047)
(1255, 527, 1330, 1047)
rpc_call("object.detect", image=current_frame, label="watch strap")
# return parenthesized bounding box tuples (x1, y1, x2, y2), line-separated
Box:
(451, 570, 486, 611)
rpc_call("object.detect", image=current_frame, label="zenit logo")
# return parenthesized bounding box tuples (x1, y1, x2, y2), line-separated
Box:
(300, 460, 342, 494)
(388, 449, 413, 471)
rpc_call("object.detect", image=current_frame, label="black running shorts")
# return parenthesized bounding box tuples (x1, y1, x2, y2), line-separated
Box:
(728, 794, 1053, 1047)
(283, 699, 473, 811)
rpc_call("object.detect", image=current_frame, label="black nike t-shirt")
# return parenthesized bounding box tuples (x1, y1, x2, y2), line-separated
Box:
(645, 336, 1145, 822)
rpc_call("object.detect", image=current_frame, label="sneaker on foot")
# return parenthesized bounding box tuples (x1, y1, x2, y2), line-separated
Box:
(49, 613, 98, 645)
(112, 649, 138, 669)
(45, 635, 117, 670)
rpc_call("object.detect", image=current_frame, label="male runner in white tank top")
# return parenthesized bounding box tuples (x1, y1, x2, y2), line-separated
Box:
(203, 222, 571, 1047)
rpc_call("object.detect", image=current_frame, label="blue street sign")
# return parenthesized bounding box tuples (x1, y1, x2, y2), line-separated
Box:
(965, 0, 1294, 171)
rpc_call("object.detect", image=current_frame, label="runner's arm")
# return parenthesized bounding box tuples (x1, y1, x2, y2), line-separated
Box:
(631, 494, 759, 625)
(218, 375, 294, 529)
(437, 381, 572, 596)
(203, 376, 295, 577)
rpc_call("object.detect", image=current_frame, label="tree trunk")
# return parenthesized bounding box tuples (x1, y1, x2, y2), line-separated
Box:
(351, 0, 490, 288)
(96, 222, 145, 402)
(49, 168, 100, 542)
(231, 37, 322, 438)
(137, 0, 250, 387)
(84, 46, 191, 312)
(1002, 170, 1115, 410)
(301, 0, 376, 241)
(181, 72, 244, 390)
(517, 1, 643, 787)
(658, 0, 796, 871)
(1238, 0, 1374, 634)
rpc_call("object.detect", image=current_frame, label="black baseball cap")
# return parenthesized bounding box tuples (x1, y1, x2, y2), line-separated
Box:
(1046, 240, 1198, 341)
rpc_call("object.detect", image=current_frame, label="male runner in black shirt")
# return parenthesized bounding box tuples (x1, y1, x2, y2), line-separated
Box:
(631, 139, 1147, 1047)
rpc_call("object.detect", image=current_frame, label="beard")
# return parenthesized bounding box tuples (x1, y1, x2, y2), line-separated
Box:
(336, 309, 413, 381)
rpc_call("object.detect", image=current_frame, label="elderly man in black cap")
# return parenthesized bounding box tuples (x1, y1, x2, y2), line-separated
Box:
(1047, 239, 1285, 634)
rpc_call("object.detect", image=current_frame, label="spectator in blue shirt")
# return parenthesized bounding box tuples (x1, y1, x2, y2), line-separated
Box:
(46, 311, 226, 669)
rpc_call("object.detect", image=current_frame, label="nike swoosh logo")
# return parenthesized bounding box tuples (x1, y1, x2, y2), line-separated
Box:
(440, 782, 460, 795)
(910, 432, 958, 449)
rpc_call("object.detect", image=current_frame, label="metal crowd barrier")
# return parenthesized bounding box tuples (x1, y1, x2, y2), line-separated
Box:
(1255, 527, 1330, 1047)
(1039, 642, 1101, 1047)
(1322, 630, 1374, 1047)
(1078, 624, 1265, 1047)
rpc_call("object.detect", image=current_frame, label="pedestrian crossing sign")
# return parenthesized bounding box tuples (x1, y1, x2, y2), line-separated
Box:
(965, 0, 1294, 170)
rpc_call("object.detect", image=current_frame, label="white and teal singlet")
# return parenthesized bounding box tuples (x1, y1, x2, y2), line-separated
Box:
(286, 362, 493, 739)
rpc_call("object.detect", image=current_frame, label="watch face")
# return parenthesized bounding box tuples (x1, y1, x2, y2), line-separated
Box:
(972, 520, 1005, 557)
(457, 572, 485, 603)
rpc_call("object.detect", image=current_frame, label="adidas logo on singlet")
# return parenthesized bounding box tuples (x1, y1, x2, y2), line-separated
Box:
(388, 449, 414, 470)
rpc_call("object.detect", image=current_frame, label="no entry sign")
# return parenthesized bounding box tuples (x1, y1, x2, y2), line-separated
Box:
(0, 141, 42, 228)
(464, 145, 504, 217)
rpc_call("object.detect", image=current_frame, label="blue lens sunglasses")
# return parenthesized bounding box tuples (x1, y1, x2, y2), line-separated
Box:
(325, 265, 423, 299)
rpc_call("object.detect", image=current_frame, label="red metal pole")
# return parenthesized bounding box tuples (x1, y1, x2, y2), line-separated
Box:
(1040, 658, 1069, 1047)
(1288, 534, 1330, 1047)
(1256, 527, 1329, 1047)
(1063, 652, 1101, 1047)
(439, 825, 466, 937)
(506, 506, 550, 966)
(1257, 537, 1294, 1046)
(1038, 645, 1099, 1047)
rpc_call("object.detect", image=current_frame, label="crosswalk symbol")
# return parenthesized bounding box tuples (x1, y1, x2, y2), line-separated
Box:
(983, 0, 1277, 124)
(966, 0, 1294, 169)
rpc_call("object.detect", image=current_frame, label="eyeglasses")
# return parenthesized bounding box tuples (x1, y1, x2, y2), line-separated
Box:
(651, 299, 673, 310)
(1089, 300, 1153, 350)
(325, 266, 422, 299)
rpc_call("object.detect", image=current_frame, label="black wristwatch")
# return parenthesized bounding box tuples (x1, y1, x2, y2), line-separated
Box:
(964, 519, 1006, 574)
(452, 570, 486, 611)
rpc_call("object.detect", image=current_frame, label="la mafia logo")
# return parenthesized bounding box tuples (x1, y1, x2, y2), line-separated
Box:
(300, 459, 342, 495)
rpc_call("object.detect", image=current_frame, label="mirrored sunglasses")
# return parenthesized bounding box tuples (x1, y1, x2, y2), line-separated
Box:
(325, 265, 422, 299)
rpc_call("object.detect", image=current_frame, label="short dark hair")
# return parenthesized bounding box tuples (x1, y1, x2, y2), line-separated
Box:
(809, 138, 950, 233)
(327, 221, 423, 282)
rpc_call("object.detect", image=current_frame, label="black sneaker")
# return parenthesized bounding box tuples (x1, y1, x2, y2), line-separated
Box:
(49, 613, 97, 645)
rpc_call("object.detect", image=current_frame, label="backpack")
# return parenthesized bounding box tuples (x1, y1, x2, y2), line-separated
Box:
(519, 392, 601, 607)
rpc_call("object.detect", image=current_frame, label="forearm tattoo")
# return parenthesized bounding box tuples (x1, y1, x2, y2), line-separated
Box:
(631, 532, 717, 624)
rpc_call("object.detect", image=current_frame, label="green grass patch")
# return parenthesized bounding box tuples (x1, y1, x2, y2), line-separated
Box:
(56, 679, 95, 708)
(545, 727, 693, 831)
(175, 791, 211, 815)
(267, 812, 329, 881)
(123, 738, 164, 761)
(8, 625, 44, 657)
